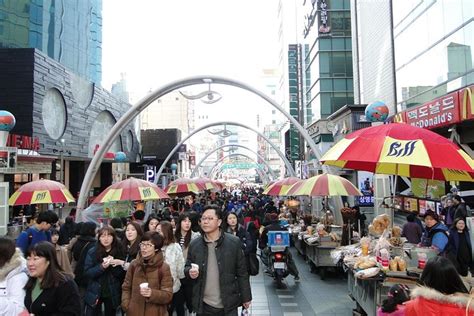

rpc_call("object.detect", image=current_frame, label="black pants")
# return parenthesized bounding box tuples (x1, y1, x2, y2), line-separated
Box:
(169, 287, 186, 316)
(197, 303, 237, 316)
(84, 297, 120, 316)
(180, 278, 194, 312)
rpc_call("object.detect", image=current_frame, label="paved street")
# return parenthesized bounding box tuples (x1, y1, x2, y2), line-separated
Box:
(248, 248, 356, 316)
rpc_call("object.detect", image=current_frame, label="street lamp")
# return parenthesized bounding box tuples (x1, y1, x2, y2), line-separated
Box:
(59, 138, 65, 183)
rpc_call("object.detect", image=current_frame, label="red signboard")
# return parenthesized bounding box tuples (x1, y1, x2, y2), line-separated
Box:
(404, 91, 460, 129)
(6, 134, 40, 151)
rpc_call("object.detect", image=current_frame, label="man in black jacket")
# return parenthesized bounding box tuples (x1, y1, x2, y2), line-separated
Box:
(185, 205, 252, 315)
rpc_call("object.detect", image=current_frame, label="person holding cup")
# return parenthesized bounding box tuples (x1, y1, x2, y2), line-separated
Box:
(185, 205, 252, 316)
(121, 231, 173, 315)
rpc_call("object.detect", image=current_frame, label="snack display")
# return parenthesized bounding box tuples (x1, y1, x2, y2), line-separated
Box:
(354, 267, 380, 279)
(368, 214, 391, 236)
(354, 256, 377, 270)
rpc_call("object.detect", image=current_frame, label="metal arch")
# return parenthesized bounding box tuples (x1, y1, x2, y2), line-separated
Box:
(192, 145, 281, 178)
(209, 153, 272, 183)
(77, 75, 326, 215)
(154, 121, 296, 183)
(193, 144, 277, 179)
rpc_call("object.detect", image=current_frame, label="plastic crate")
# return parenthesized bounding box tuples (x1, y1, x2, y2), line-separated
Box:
(268, 231, 290, 247)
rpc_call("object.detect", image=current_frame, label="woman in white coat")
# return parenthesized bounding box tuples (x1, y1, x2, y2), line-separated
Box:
(0, 236, 28, 315)
(157, 220, 185, 316)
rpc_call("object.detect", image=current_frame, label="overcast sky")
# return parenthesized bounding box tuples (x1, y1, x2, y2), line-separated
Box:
(102, 0, 280, 100)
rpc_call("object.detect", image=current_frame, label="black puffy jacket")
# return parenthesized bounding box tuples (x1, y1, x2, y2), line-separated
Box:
(185, 231, 252, 314)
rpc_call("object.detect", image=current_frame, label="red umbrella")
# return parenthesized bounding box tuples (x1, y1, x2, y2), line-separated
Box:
(92, 177, 170, 204)
(321, 123, 474, 181)
(165, 178, 201, 195)
(9, 179, 75, 205)
(286, 174, 362, 196)
(262, 177, 301, 196)
(192, 177, 223, 191)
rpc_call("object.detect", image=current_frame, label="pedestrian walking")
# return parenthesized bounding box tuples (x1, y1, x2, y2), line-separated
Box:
(453, 195, 468, 222)
(0, 236, 28, 315)
(121, 231, 173, 315)
(50, 228, 74, 276)
(157, 220, 185, 316)
(445, 217, 473, 276)
(119, 221, 144, 270)
(175, 212, 200, 313)
(185, 205, 252, 315)
(83, 226, 126, 316)
(143, 214, 160, 233)
(16, 210, 58, 255)
(24, 241, 81, 315)
(58, 216, 76, 245)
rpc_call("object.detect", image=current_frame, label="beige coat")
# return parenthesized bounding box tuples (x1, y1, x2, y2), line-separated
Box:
(122, 251, 173, 316)
(55, 244, 73, 277)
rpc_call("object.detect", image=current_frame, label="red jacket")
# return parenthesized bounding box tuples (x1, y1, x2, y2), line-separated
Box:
(405, 286, 474, 316)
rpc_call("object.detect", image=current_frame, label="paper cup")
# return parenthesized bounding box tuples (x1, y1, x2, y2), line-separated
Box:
(139, 282, 149, 289)
(191, 263, 199, 271)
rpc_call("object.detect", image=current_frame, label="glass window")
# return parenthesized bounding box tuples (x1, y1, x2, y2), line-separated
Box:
(333, 38, 345, 50)
(320, 38, 332, 50)
(321, 79, 333, 91)
(334, 79, 347, 90)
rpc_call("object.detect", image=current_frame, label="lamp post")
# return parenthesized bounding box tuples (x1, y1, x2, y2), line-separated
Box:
(59, 138, 65, 183)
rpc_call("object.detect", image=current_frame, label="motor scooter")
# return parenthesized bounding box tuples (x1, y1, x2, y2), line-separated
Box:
(261, 231, 290, 288)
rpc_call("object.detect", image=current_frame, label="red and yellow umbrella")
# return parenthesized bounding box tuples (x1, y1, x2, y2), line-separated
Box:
(9, 179, 75, 205)
(165, 178, 201, 195)
(192, 177, 223, 191)
(92, 177, 170, 204)
(287, 174, 362, 196)
(262, 177, 301, 196)
(321, 123, 474, 181)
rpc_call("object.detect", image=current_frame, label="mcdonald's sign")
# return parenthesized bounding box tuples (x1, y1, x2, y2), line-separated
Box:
(392, 84, 474, 130)
(460, 85, 474, 121)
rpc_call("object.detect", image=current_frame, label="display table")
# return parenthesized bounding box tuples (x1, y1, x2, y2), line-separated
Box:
(347, 268, 418, 316)
(292, 233, 306, 257)
(305, 242, 339, 279)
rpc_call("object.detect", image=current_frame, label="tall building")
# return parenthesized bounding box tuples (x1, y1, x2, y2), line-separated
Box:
(301, 0, 354, 121)
(111, 73, 130, 103)
(0, 0, 102, 84)
(392, 0, 473, 111)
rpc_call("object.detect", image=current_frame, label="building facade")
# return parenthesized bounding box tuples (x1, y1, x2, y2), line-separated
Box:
(0, 48, 139, 198)
(0, 0, 102, 84)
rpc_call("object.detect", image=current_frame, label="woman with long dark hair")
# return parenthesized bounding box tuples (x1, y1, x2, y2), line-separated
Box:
(143, 214, 160, 233)
(222, 211, 253, 256)
(83, 226, 126, 316)
(0, 236, 28, 314)
(24, 241, 81, 315)
(174, 212, 199, 313)
(158, 221, 185, 316)
(445, 217, 473, 276)
(405, 256, 472, 315)
(117, 221, 143, 271)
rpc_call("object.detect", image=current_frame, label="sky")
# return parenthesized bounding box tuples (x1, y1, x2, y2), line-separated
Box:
(102, 0, 281, 101)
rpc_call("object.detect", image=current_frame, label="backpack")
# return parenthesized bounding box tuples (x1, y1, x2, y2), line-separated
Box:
(74, 242, 94, 287)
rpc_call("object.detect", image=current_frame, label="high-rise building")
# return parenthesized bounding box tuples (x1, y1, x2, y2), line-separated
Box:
(0, 0, 102, 84)
(301, 0, 354, 121)
(392, 0, 473, 111)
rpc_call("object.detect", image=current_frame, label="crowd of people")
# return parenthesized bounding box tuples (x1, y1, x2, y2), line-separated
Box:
(1, 188, 295, 316)
(3, 187, 474, 315)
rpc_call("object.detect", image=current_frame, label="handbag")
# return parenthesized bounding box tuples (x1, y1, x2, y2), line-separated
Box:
(247, 253, 259, 276)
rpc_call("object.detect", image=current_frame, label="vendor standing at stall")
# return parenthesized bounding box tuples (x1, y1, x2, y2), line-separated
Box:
(420, 210, 448, 253)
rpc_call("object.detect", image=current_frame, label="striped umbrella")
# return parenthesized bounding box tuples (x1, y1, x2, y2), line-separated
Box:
(92, 177, 170, 204)
(192, 177, 223, 191)
(286, 174, 362, 196)
(165, 178, 201, 195)
(9, 179, 75, 205)
(262, 177, 301, 196)
(321, 123, 474, 181)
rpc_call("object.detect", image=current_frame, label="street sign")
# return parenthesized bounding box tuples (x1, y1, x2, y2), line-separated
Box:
(145, 166, 156, 183)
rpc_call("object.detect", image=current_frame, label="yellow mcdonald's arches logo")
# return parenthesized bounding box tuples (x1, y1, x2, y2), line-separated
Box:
(393, 112, 405, 123)
(461, 86, 474, 120)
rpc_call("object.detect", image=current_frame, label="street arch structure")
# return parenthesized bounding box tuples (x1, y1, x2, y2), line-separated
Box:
(209, 153, 272, 183)
(155, 121, 296, 182)
(77, 76, 327, 216)
(191, 144, 278, 179)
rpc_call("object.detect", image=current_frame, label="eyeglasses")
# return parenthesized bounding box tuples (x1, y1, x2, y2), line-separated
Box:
(201, 217, 218, 222)
(139, 242, 154, 248)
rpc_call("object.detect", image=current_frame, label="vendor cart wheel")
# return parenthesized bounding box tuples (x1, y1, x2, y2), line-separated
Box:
(319, 268, 326, 280)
